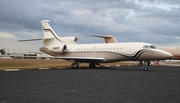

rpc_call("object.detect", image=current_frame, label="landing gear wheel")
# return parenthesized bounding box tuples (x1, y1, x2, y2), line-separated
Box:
(71, 63, 79, 69)
(144, 67, 148, 71)
(89, 63, 96, 68)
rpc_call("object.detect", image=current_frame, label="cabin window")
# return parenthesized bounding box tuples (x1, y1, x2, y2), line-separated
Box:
(117, 47, 119, 51)
(113, 48, 115, 51)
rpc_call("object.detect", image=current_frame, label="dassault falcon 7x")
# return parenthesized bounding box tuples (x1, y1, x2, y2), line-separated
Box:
(18, 20, 173, 71)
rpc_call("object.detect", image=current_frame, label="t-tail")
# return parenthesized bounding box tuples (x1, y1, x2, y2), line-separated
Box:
(18, 20, 78, 55)
(41, 20, 64, 47)
(41, 20, 78, 46)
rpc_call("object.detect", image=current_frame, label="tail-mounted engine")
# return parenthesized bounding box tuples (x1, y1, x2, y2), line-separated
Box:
(62, 44, 68, 52)
(48, 44, 68, 53)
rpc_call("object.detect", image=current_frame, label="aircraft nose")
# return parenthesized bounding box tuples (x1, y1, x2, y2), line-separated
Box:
(162, 51, 173, 59)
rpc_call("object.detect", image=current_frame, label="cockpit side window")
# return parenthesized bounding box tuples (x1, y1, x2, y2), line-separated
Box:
(143, 45, 149, 49)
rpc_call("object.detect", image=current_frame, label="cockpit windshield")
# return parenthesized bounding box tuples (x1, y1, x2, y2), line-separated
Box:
(143, 45, 157, 49)
(150, 45, 157, 49)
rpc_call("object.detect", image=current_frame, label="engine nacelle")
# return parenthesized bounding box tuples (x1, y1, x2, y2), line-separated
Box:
(48, 44, 68, 53)
(61, 36, 78, 44)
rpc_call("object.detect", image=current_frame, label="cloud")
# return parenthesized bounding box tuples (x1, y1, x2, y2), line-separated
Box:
(0, 32, 17, 39)
(139, 1, 179, 11)
(0, 0, 180, 52)
(175, 36, 180, 39)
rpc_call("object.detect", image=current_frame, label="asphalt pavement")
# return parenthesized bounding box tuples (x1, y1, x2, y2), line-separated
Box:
(0, 66, 180, 103)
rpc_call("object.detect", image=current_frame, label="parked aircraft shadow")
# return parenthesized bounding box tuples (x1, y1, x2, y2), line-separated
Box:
(63, 66, 168, 72)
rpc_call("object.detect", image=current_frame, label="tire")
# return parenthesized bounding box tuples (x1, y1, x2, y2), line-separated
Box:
(144, 67, 148, 71)
(89, 63, 95, 68)
(71, 63, 79, 69)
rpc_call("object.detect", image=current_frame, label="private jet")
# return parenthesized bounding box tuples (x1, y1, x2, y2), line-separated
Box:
(18, 20, 173, 71)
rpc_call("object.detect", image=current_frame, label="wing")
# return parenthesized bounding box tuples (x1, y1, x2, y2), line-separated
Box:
(0, 55, 104, 62)
(92, 35, 118, 43)
(53, 57, 104, 62)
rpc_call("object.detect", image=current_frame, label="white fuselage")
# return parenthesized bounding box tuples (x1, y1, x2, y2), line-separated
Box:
(40, 42, 173, 63)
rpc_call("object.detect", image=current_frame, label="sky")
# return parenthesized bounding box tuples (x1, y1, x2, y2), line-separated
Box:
(0, 0, 180, 53)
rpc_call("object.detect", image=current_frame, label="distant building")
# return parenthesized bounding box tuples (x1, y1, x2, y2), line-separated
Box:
(37, 53, 52, 59)
(0, 51, 53, 59)
(23, 52, 52, 59)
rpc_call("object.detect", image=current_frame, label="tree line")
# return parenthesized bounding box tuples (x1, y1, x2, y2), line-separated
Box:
(0, 49, 5, 54)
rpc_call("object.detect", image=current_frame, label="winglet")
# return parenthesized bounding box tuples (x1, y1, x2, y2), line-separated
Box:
(92, 35, 118, 43)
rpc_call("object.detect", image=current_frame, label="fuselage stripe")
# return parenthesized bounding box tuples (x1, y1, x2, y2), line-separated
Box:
(43, 28, 64, 42)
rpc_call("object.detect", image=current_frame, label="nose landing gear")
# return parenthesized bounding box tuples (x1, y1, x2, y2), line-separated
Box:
(143, 61, 150, 71)
(138, 61, 150, 71)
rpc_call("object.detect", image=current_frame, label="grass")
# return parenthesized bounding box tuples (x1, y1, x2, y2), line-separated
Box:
(0, 59, 70, 70)
(0, 59, 138, 71)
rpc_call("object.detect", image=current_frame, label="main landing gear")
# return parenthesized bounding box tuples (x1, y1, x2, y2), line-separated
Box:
(71, 62, 102, 69)
(71, 62, 79, 68)
(89, 63, 96, 68)
(88, 63, 103, 68)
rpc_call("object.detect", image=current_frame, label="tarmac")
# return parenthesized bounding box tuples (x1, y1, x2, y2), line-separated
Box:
(0, 66, 180, 103)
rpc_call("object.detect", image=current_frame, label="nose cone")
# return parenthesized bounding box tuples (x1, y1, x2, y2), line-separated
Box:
(151, 49, 173, 60)
(161, 50, 173, 59)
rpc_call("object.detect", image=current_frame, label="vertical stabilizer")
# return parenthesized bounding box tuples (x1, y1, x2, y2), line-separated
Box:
(41, 20, 59, 39)
(41, 20, 64, 47)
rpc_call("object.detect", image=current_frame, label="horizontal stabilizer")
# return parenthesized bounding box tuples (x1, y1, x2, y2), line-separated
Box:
(92, 35, 118, 43)
(18, 37, 54, 42)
